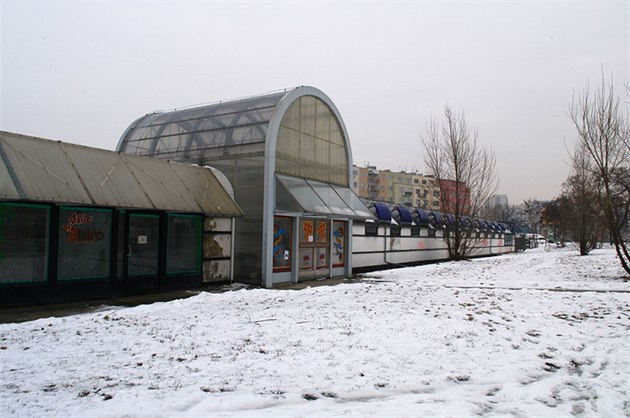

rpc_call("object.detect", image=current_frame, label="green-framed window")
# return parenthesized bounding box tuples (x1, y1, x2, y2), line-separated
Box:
(166, 214, 202, 275)
(0, 202, 50, 285)
(58, 207, 112, 282)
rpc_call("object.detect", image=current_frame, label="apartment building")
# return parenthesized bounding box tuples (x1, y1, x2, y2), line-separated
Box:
(352, 165, 441, 210)
(414, 173, 441, 210)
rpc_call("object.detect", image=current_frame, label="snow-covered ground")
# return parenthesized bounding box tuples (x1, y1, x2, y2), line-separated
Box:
(1, 246, 629, 417)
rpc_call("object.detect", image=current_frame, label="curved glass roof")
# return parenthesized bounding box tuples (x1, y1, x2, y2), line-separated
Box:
(117, 91, 287, 161)
(116, 87, 351, 186)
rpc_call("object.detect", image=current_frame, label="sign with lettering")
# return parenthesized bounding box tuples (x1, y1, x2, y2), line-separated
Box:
(58, 208, 111, 281)
(62, 212, 105, 243)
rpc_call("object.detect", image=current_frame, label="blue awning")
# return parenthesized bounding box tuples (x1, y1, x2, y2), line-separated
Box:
(395, 206, 413, 224)
(372, 203, 392, 222)
(429, 212, 445, 228)
(413, 208, 432, 226)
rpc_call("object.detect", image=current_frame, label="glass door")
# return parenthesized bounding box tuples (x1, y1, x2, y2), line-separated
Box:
(298, 219, 330, 281)
(314, 220, 330, 278)
(127, 214, 159, 279)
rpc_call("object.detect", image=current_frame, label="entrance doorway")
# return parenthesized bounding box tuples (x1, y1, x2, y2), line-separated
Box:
(125, 213, 160, 289)
(298, 219, 330, 281)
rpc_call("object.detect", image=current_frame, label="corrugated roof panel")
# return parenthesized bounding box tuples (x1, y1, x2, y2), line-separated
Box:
(169, 163, 242, 216)
(0, 143, 19, 199)
(0, 131, 242, 216)
(121, 155, 206, 212)
(61, 144, 153, 209)
(0, 133, 92, 204)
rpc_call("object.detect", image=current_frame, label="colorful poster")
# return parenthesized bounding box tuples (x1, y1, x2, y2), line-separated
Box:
(300, 220, 314, 243)
(299, 248, 313, 270)
(316, 221, 329, 243)
(316, 247, 328, 269)
(332, 221, 345, 267)
(273, 217, 291, 272)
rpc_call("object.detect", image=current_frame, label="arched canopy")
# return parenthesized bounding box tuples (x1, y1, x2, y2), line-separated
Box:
(413, 208, 432, 226)
(392, 206, 413, 225)
(370, 203, 392, 223)
(117, 91, 285, 161)
(429, 212, 446, 229)
(117, 87, 364, 288)
(117, 86, 352, 187)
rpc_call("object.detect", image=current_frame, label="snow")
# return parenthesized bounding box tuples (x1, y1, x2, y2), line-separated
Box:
(1, 246, 629, 417)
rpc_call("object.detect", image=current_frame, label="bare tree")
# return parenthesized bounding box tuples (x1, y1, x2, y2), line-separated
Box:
(569, 75, 630, 275)
(543, 196, 571, 246)
(563, 142, 605, 254)
(523, 199, 543, 247)
(421, 105, 499, 260)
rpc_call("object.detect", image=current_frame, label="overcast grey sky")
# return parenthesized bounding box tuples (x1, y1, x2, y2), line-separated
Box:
(1, 0, 628, 203)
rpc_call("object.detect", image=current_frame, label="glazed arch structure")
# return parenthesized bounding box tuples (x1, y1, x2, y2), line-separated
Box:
(117, 86, 371, 287)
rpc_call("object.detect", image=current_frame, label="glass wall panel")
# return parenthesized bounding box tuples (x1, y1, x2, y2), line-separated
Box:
(301, 96, 317, 136)
(58, 207, 111, 281)
(278, 126, 300, 160)
(167, 215, 202, 275)
(276, 95, 349, 186)
(315, 100, 332, 139)
(330, 141, 347, 185)
(208, 156, 265, 283)
(0, 203, 49, 285)
(300, 134, 316, 164)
